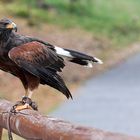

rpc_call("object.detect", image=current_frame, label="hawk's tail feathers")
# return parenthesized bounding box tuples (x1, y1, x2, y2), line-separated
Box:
(54, 46, 103, 68)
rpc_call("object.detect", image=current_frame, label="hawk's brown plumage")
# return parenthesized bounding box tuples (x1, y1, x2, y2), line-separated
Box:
(0, 18, 102, 100)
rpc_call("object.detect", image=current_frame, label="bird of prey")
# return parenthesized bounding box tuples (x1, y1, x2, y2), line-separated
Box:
(0, 18, 103, 111)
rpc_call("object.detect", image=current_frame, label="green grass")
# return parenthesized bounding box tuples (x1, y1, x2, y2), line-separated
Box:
(3, 0, 140, 46)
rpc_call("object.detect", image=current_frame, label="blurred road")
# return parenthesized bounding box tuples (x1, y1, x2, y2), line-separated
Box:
(50, 52, 140, 137)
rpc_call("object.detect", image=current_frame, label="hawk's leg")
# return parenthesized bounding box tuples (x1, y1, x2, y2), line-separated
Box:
(23, 90, 38, 111)
(22, 96, 38, 111)
(10, 90, 38, 113)
(10, 97, 38, 113)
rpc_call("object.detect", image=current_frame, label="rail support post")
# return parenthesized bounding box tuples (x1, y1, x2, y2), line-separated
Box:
(0, 127, 3, 140)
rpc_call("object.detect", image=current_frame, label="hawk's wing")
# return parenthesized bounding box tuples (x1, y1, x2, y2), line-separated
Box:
(8, 41, 72, 99)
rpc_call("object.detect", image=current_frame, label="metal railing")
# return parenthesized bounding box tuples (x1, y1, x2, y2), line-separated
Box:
(0, 99, 139, 140)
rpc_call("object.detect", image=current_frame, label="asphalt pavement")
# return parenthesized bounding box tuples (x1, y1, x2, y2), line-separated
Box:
(50, 52, 140, 137)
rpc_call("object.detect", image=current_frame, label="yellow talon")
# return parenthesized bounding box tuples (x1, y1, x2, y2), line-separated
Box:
(15, 104, 33, 112)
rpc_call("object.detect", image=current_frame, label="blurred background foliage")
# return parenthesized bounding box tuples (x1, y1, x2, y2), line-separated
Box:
(1, 0, 140, 46)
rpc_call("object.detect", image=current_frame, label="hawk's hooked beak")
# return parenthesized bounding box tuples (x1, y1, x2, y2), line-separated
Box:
(6, 22, 17, 32)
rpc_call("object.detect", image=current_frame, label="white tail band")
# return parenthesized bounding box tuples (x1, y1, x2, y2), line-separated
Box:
(55, 46, 73, 57)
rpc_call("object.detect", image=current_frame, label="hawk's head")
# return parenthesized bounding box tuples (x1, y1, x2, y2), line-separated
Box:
(0, 18, 17, 41)
(0, 18, 17, 32)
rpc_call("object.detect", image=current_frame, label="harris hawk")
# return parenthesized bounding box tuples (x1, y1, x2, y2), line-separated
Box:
(0, 18, 103, 111)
